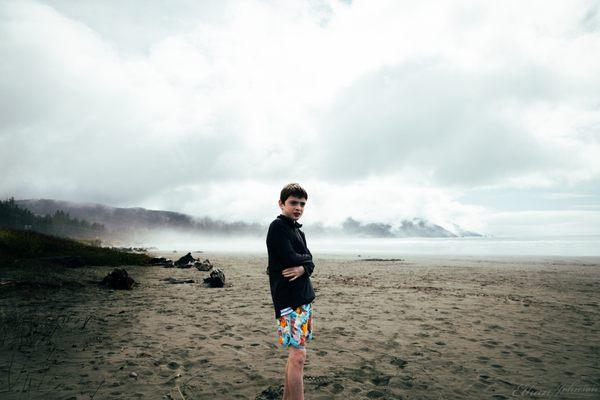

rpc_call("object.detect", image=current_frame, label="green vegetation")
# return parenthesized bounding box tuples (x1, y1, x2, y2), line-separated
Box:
(0, 197, 105, 238)
(0, 201, 149, 291)
(0, 229, 150, 268)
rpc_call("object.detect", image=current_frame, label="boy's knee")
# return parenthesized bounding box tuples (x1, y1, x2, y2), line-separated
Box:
(288, 348, 306, 367)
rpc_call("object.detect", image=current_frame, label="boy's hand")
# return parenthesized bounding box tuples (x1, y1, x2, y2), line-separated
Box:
(282, 266, 305, 281)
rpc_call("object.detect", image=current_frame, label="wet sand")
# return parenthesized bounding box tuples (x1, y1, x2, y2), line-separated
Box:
(1, 254, 599, 399)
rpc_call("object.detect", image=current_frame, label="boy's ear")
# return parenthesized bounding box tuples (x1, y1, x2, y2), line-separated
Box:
(278, 199, 284, 208)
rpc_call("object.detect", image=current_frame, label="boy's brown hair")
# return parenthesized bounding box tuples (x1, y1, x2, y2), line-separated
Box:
(280, 183, 308, 203)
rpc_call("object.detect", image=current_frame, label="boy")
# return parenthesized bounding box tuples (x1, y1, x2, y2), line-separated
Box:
(266, 183, 315, 400)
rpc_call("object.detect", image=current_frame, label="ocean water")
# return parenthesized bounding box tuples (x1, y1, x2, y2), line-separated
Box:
(148, 235, 600, 257)
(308, 236, 600, 257)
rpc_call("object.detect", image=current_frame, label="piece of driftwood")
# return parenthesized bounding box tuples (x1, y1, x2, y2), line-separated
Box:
(161, 277, 195, 284)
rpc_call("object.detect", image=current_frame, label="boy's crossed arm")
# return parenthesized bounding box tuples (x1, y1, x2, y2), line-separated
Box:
(267, 224, 314, 280)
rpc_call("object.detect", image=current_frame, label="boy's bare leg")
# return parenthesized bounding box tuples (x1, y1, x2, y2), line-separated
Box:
(284, 347, 306, 400)
(283, 357, 290, 399)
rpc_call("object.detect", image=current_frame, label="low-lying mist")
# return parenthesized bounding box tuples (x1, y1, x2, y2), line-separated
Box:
(117, 230, 600, 257)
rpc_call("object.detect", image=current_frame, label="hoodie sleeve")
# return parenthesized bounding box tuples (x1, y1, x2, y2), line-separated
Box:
(267, 222, 313, 271)
(301, 261, 315, 277)
(299, 230, 315, 277)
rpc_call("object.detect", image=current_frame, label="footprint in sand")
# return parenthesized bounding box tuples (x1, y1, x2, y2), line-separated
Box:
(330, 382, 344, 394)
(221, 343, 243, 350)
(366, 390, 385, 398)
(256, 385, 283, 400)
(390, 357, 407, 369)
(526, 356, 542, 363)
(305, 375, 332, 389)
(167, 361, 179, 370)
(481, 340, 499, 348)
(479, 374, 492, 384)
(486, 324, 504, 331)
(371, 375, 391, 386)
(400, 379, 414, 389)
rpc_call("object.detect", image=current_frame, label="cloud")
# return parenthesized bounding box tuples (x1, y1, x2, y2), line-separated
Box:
(486, 210, 600, 236)
(0, 1, 237, 204)
(312, 62, 559, 185)
(1, 0, 600, 236)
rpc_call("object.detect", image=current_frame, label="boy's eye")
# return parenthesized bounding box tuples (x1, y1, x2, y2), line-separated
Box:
(289, 201, 306, 206)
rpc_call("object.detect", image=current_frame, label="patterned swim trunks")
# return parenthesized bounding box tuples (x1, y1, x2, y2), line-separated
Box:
(276, 303, 314, 349)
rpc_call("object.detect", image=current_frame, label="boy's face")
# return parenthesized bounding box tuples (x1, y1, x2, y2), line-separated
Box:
(278, 196, 307, 221)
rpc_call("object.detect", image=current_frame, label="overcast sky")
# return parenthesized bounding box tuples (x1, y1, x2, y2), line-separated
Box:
(1, 0, 600, 236)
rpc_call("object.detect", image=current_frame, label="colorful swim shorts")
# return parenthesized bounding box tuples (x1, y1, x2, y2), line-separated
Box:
(276, 303, 314, 349)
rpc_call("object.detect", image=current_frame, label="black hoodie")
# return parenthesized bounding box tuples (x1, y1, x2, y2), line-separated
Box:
(266, 214, 316, 318)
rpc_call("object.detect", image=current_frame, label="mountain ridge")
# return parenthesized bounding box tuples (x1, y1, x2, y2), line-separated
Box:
(14, 198, 482, 238)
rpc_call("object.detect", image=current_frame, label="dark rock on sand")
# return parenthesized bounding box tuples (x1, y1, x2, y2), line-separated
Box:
(100, 268, 135, 290)
(194, 259, 213, 271)
(177, 262, 194, 269)
(203, 268, 225, 288)
(175, 252, 196, 266)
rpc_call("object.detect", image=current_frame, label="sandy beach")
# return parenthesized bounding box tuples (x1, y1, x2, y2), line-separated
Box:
(1, 253, 599, 399)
